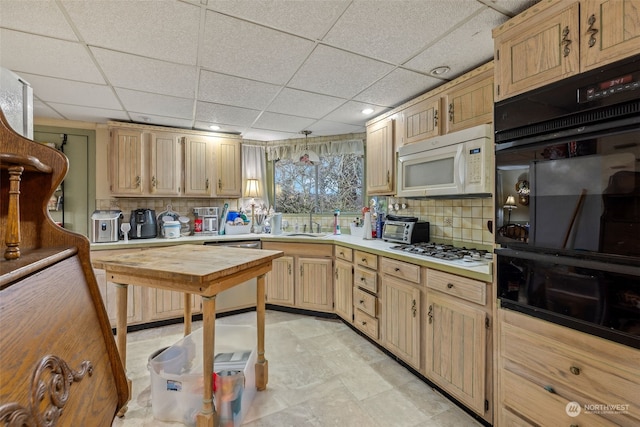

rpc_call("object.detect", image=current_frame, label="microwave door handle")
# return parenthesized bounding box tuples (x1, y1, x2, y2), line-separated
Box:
(456, 145, 465, 190)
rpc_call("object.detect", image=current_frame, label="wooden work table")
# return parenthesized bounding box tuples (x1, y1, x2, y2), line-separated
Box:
(90, 244, 283, 427)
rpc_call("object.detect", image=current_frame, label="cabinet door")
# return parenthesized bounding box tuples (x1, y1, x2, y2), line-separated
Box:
(445, 72, 493, 133)
(149, 132, 181, 196)
(426, 291, 486, 415)
(146, 288, 198, 322)
(402, 96, 440, 144)
(581, 0, 640, 72)
(216, 138, 242, 197)
(183, 135, 216, 197)
(493, 1, 579, 101)
(334, 258, 353, 321)
(297, 257, 333, 312)
(382, 276, 421, 369)
(366, 118, 395, 195)
(109, 128, 144, 195)
(265, 256, 294, 306)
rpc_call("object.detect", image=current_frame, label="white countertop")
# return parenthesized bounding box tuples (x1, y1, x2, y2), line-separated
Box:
(91, 232, 493, 282)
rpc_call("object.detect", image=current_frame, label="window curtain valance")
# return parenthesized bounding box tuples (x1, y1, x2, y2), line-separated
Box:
(265, 138, 364, 161)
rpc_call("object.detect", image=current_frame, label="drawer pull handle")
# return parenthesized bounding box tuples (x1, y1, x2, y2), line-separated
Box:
(543, 385, 555, 394)
(360, 277, 366, 281)
(447, 283, 454, 289)
(361, 321, 367, 326)
(359, 300, 365, 305)
(569, 366, 581, 375)
(361, 258, 367, 263)
(411, 299, 416, 317)
(428, 304, 433, 324)
(394, 267, 400, 272)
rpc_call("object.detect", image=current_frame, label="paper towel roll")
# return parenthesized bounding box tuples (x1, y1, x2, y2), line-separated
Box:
(362, 212, 373, 240)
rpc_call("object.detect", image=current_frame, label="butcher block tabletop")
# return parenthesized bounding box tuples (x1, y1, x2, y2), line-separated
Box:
(90, 244, 283, 296)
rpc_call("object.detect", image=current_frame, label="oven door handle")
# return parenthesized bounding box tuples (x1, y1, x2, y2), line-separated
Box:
(495, 247, 640, 276)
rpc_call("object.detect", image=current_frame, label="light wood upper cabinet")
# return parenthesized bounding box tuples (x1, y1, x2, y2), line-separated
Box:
(149, 132, 181, 196)
(493, 0, 640, 101)
(109, 128, 144, 195)
(183, 135, 216, 197)
(444, 69, 493, 133)
(493, 1, 580, 101)
(366, 117, 395, 195)
(216, 138, 242, 197)
(581, 0, 640, 72)
(400, 96, 440, 145)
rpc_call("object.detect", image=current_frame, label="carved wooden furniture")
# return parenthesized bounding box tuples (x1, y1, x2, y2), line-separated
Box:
(90, 244, 282, 427)
(0, 109, 128, 426)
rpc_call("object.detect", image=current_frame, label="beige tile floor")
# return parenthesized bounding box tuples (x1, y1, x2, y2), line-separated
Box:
(112, 310, 483, 427)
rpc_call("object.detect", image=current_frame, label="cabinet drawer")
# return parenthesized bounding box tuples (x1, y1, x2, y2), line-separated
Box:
(502, 322, 640, 424)
(427, 269, 485, 305)
(354, 288, 377, 317)
(354, 266, 377, 293)
(355, 250, 377, 269)
(501, 369, 617, 427)
(335, 246, 353, 262)
(354, 309, 378, 340)
(380, 257, 420, 284)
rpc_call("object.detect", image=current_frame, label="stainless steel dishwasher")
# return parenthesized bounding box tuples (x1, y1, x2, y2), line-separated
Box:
(203, 240, 261, 313)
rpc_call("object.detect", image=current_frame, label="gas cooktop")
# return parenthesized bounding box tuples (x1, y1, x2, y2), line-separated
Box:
(389, 242, 493, 267)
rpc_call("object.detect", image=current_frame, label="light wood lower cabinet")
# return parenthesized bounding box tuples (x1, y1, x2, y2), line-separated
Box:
(381, 258, 422, 370)
(146, 289, 200, 322)
(334, 258, 354, 322)
(262, 242, 334, 313)
(498, 309, 640, 427)
(265, 256, 295, 306)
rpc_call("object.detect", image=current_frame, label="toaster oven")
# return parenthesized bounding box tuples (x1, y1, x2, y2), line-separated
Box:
(382, 215, 429, 244)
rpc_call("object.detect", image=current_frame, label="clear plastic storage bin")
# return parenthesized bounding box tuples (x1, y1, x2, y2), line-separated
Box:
(149, 325, 257, 427)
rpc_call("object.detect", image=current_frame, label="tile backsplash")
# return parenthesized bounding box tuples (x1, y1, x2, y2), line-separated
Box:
(97, 196, 495, 247)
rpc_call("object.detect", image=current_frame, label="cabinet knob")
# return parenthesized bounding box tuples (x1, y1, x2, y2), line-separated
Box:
(569, 366, 581, 375)
(394, 267, 400, 272)
(205, 178, 210, 190)
(359, 300, 365, 305)
(447, 283, 454, 289)
(360, 277, 366, 281)
(361, 321, 367, 326)
(428, 304, 433, 324)
(361, 258, 367, 263)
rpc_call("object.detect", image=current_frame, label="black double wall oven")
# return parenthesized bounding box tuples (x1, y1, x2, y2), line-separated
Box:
(494, 54, 640, 349)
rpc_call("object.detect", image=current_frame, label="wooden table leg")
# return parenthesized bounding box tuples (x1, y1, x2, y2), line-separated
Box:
(184, 292, 192, 336)
(196, 295, 217, 427)
(115, 282, 131, 417)
(255, 273, 268, 391)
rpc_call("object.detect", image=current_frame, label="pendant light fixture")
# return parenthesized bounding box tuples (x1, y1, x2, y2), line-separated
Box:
(293, 130, 320, 165)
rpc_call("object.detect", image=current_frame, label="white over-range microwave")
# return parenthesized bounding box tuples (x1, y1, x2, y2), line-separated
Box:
(397, 124, 494, 197)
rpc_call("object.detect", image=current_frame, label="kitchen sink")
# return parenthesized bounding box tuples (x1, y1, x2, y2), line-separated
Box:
(282, 232, 329, 238)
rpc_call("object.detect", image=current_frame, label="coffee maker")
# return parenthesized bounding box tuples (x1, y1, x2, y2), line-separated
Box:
(129, 209, 157, 239)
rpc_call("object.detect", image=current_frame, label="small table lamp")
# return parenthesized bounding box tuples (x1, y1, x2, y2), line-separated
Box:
(504, 195, 517, 225)
(245, 179, 260, 233)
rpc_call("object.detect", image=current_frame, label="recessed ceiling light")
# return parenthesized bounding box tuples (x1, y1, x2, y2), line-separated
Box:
(209, 125, 220, 130)
(362, 108, 374, 115)
(429, 66, 451, 77)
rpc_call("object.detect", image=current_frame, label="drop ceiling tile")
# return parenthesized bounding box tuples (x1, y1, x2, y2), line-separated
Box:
(0, 30, 104, 83)
(206, 0, 350, 39)
(61, 0, 200, 65)
(267, 88, 346, 119)
(307, 120, 364, 137)
(48, 103, 129, 123)
(201, 11, 315, 85)
(323, 101, 390, 125)
(33, 100, 65, 121)
(354, 68, 441, 107)
(252, 112, 316, 133)
(115, 88, 194, 120)
(198, 71, 281, 110)
(288, 45, 395, 98)
(91, 48, 197, 99)
(22, 73, 121, 110)
(323, 0, 483, 64)
(0, 0, 77, 40)
(244, 129, 298, 142)
(196, 102, 261, 127)
(404, 7, 505, 77)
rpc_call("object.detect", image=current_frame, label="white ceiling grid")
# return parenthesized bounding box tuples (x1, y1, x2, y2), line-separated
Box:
(0, 0, 537, 141)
